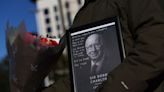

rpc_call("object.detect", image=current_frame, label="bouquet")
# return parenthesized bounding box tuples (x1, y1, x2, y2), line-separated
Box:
(6, 22, 66, 92)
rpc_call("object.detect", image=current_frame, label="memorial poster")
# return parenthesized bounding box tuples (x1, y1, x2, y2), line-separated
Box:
(67, 17, 125, 92)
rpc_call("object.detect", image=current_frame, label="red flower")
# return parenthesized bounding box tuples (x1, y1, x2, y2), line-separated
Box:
(39, 37, 59, 46)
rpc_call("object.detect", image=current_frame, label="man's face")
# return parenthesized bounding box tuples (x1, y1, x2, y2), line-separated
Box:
(85, 34, 103, 61)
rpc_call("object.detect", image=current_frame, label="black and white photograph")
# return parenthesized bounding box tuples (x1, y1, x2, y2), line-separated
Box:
(67, 18, 125, 92)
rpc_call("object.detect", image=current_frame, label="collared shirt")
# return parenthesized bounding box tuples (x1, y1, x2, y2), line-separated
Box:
(91, 54, 105, 73)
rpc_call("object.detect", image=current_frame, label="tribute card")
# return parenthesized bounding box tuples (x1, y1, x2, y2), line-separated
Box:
(67, 17, 125, 92)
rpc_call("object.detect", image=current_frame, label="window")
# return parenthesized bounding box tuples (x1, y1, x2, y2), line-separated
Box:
(55, 15, 59, 21)
(47, 27, 52, 33)
(56, 25, 60, 30)
(54, 6, 58, 12)
(65, 1, 70, 9)
(67, 12, 72, 27)
(45, 18, 50, 24)
(44, 8, 49, 15)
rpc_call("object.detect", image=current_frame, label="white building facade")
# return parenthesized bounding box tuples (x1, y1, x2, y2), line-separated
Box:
(35, 0, 84, 38)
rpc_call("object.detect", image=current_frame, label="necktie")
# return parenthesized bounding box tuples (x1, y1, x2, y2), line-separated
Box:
(92, 64, 98, 74)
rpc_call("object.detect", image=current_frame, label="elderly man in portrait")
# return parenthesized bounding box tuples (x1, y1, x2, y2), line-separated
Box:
(85, 33, 115, 75)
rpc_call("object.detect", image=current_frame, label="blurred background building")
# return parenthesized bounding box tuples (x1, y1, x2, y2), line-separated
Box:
(33, 0, 84, 38)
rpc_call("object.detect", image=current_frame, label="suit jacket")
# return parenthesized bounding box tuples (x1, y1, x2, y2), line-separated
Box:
(88, 53, 120, 75)
(42, 0, 164, 92)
